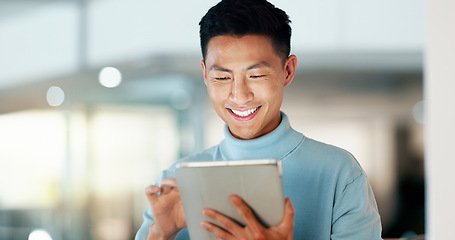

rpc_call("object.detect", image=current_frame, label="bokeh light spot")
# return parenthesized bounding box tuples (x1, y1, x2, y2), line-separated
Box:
(46, 86, 65, 107)
(99, 67, 122, 88)
(412, 100, 425, 124)
(28, 229, 53, 240)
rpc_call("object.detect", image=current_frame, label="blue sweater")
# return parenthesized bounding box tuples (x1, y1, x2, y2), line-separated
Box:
(136, 113, 382, 240)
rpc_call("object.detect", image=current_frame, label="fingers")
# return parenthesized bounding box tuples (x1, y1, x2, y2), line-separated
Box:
(203, 195, 263, 238)
(202, 196, 295, 239)
(145, 178, 179, 203)
(200, 221, 233, 240)
(161, 178, 178, 187)
(202, 208, 243, 237)
(229, 195, 263, 231)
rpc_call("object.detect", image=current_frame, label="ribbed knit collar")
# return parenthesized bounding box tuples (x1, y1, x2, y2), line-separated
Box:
(219, 112, 304, 160)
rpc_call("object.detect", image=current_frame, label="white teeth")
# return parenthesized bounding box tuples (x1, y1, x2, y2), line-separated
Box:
(231, 107, 258, 117)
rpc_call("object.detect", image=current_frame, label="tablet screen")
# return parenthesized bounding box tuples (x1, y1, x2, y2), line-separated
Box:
(175, 159, 284, 240)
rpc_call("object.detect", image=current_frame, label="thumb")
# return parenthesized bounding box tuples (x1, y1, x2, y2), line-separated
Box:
(145, 185, 161, 204)
(279, 197, 295, 231)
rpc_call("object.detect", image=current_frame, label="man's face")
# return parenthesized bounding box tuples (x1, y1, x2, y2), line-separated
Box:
(201, 34, 297, 140)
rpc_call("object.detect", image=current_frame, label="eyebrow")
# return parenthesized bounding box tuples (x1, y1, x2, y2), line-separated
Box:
(210, 65, 231, 72)
(246, 61, 271, 70)
(209, 61, 271, 72)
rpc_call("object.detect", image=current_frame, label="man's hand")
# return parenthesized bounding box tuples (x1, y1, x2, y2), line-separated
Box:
(200, 195, 295, 240)
(145, 178, 186, 240)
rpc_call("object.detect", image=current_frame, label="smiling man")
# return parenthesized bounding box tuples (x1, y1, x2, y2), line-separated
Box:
(135, 0, 382, 239)
(202, 34, 296, 140)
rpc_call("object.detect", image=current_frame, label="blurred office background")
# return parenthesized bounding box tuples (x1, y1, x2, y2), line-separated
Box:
(0, 0, 424, 239)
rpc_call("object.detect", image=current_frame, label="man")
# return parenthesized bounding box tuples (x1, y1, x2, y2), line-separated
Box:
(136, 0, 382, 239)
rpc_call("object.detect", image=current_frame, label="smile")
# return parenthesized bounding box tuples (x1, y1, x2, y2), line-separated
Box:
(230, 107, 259, 117)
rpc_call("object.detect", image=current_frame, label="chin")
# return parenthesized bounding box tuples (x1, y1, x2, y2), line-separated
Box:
(230, 127, 259, 140)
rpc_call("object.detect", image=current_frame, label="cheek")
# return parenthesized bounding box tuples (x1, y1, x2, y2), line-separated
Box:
(262, 83, 284, 104)
(207, 84, 229, 102)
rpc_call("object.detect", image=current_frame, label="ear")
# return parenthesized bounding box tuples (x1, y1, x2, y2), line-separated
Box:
(201, 60, 208, 86)
(283, 55, 298, 87)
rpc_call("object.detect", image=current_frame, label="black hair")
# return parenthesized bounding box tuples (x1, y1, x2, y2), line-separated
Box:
(199, 0, 292, 61)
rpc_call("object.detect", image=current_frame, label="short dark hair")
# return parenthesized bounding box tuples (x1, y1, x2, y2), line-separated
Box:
(199, 0, 292, 61)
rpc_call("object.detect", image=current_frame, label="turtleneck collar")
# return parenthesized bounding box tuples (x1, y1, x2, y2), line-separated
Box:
(219, 112, 304, 160)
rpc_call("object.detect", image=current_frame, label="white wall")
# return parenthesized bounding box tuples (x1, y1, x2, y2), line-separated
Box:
(425, 0, 455, 239)
(278, 0, 424, 52)
(0, 0, 424, 89)
(0, 2, 79, 89)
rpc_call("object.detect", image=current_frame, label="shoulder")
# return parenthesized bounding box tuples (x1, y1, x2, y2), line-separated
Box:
(291, 136, 365, 184)
(300, 137, 361, 168)
(308, 139, 369, 195)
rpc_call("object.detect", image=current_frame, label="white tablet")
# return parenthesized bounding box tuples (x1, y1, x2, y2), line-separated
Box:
(175, 159, 284, 240)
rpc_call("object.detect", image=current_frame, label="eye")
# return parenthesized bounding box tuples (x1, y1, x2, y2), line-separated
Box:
(215, 77, 230, 80)
(250, 75, 266, 79)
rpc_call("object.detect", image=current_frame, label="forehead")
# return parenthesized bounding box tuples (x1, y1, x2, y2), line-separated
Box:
(205, 34, 282, 64)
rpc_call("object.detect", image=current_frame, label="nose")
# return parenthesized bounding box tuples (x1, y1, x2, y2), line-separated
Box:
(229, 76, 253, 105)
